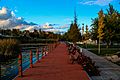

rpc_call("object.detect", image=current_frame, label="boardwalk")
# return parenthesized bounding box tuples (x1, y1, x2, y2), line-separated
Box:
(15, 43, 90, 80)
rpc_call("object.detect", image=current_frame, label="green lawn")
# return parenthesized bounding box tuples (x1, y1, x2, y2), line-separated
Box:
(89, 49, 118, 56)
(78, 44, 120, 66)
(78, 44, 120, 48)
(78, 44, 120, 56)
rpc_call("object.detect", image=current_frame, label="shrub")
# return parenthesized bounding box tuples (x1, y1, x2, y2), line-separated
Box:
(0, 39, 20, 61)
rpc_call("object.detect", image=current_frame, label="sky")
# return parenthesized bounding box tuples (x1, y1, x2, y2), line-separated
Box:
(0, 0, 120, 33)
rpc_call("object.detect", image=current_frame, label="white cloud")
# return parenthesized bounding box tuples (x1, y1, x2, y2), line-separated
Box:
(59, 24, 69, 29)
(15, 25, 23, 29)
(0, 7, 12, 20)
(41, 22, 53, 29)
(39, 23, 69, 33)
(11, 11, 15, 16)
(14, 25, 39, 32)
(0, 7, 68, 33)
(14, 9, 18, 12)
(79, 0, 113, 6)
(0, 7, 37, 29)
(0, 19, 11, 28)
(24, 26, 34, 31)
(44, 29, 60, 33)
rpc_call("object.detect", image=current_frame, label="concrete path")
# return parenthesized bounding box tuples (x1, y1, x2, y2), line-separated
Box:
(82, 48, 120, 80)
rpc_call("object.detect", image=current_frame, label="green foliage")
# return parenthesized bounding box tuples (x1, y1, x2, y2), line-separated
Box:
(84, 25, 90, 40)
(68, 22, 81, 42)
(63, 10, 81, 42)
(91, 4, 120, 46)
(78, 44, 120, 56)
(91, 18, 99, 40)
(0, 28, 61, 43)
(103, 4, 120, 47)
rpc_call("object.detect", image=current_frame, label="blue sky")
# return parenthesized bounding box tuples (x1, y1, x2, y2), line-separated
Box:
(0, 0, 120, 32)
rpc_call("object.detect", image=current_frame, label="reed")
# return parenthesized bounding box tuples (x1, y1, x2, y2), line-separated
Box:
(0, 39, 20, 61)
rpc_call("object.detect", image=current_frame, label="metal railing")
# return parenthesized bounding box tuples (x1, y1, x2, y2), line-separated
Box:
(1, 43, 59, 80)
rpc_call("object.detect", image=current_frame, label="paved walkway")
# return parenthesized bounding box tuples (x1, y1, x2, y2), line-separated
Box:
(15, 43, 90, 80)
(82, 48, 120, 80)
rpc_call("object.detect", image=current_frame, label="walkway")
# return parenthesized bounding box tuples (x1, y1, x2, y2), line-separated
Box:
(15, 43, 90, 80)
(82, 48, 120, 80)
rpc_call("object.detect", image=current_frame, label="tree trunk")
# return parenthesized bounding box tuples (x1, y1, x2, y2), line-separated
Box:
(98, 38, 100, 54)
(106, 42, 109, 48)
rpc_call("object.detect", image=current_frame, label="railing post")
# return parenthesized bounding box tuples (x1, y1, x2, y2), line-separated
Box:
(42, 47, 45, 59)
(18, 53, 23, 77)
(52, 44, 53, 51)
(36, 48, 39, 62)
(50, 44, 51, 52)
(30, 50, 33, 68)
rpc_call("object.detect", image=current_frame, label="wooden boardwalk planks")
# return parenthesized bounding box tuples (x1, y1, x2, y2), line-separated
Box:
(15, 43, 90, 80)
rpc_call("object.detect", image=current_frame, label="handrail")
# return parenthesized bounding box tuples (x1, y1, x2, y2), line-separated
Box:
(1, 42, 59, 80)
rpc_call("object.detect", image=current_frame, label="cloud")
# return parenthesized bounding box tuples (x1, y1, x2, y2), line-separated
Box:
(40, 22, 53, 29)
(0, 7, 69, 33)
(59, 24, 69, 29)
(0, 7, 37, 29)
(44, 28, 61, 33)
(0, 7, 12, 20)
(79, 0, 113, 6)
(39, 23, 69, 34)
(14, 25, 39, 31)
(49, 23, 59, 26)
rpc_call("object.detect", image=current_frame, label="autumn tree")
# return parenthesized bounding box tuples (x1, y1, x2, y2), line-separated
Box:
(91, 4, 120, 47)
(98, 9, 105, 54)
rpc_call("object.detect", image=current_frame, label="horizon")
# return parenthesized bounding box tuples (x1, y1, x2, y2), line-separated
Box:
(0, 0, 120, 33)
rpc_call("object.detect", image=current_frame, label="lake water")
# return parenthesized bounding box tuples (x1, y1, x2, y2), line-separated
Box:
(1, 48, 43, 80)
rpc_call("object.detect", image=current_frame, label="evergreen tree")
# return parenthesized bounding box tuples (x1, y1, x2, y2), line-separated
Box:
(67, 9, 81, 42)
(84, 25, 90, 40)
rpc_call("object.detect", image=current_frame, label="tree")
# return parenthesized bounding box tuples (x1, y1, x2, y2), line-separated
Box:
(84, 25, 90, 40)
(98, 9, 105, 54)
(103, 4, 120, 47)
(67, 10, 81, 42)
(91, 4, 120, 48)
(91, 18, 99, 41)
(82, 23, 84, 41)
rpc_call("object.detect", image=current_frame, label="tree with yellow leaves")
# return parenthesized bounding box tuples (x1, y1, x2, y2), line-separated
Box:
(98, 9, 105, 54)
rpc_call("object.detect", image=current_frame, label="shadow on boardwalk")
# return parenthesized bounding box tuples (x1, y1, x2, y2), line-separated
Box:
(15, 43, 90, 80)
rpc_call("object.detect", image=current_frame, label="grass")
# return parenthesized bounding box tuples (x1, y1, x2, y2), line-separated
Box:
(78, 44, 120, 48)
(89, 49, 119, 56)
(78, 44, 120, 56)
(78, 43, 120, 66)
